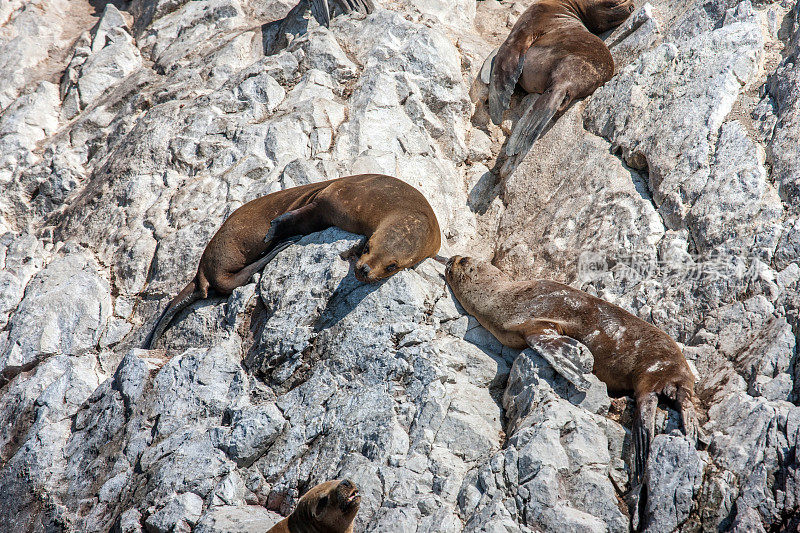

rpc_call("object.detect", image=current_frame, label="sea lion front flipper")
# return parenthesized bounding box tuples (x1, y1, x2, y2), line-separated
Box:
(677, 385, 700, 446)
(143, 280, 202, 349)
(488, 42, 527, 125)
(309, 0, 331, 26)
(505, 85, 566, 156)
(264, 202, 324, 245)
(524, 330, 594, 392)
(224, 236, 304, 290)
(633, 391, 658, 484)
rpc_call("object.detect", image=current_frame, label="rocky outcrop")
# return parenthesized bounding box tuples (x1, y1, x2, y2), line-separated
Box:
(0, 0, 797, 531)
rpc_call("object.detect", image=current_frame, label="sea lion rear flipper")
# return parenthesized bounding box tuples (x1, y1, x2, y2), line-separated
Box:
(505, 85, 566, 156)
(348, 0, 375, 14)
(524, 331, 594, 392)
(677, 385, 700, 446)
(309, 0, 331, 26)
(633, 391, 658, 484)
(143, 280, 201, 349)
(320, 0, 373, 23)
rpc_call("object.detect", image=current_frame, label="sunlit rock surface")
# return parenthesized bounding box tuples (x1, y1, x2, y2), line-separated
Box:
(0, 0, 797, 531)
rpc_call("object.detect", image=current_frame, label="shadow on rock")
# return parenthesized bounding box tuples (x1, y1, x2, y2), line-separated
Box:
(313, 265, 386, 332)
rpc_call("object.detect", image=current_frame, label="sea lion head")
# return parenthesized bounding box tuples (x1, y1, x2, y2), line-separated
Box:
(354, 214, 438, 282)
(582, 0, 635, 33)
(445, 255, 509, 291)
(289, 479, 361, 532)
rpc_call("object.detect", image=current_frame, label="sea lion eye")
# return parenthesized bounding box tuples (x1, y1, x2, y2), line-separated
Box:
(386, 262, 397, 272)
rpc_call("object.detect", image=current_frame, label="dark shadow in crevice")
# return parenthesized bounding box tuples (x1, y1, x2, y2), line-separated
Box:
(261, 1, 313, 56)
(88, 0, 131, 17)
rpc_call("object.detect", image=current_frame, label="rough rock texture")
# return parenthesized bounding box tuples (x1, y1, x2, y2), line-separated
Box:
(0, 0, 798, 532)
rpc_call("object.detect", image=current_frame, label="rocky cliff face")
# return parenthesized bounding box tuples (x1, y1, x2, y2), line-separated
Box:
(0, 0, 798, 531)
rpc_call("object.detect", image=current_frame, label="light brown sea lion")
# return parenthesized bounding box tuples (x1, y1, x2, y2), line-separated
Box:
(444, 255, 698, 483)
(486, 0, 634, 155)
(268, 479, 361, 533)
(143, 174, 441, 349)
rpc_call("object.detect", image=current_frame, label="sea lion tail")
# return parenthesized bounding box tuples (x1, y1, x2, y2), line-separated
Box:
(142, 281, 201, 349)
(505, 85, 566, 156)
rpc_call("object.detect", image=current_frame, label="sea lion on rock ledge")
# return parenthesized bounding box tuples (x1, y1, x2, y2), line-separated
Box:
(444, 255, 698, 483)
(143, 174, 441, 349)
(486, 0, 634, 155)
(268, 479, 361, 533)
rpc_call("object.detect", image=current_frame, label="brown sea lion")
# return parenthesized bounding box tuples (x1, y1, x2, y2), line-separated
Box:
(143, 174, 441, 349)
(486, 0, 634, 155)
(444, 256, 698, 482)
(268, 479, 361, 533)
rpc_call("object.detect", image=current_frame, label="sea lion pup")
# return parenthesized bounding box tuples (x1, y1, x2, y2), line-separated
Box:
(486, 0, 634, 155)
(309, 0, 374, 27)
(444, 256, 698, 483)
(143, 174, 441, 349)
(268, 479, 361, 533)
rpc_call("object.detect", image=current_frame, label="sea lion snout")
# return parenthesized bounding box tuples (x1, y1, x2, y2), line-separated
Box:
(444, 255, 461, 280)
(336, 479, 360, 512)
(355, 262, 371, 281)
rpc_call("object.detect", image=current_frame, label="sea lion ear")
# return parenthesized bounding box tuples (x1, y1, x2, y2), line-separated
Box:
(312, 495, 329, 519)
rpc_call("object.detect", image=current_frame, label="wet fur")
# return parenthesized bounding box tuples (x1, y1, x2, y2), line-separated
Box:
(446, 257, 698, 483)
(144, 174, 441, 349)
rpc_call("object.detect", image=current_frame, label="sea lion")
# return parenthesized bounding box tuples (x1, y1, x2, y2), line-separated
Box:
(444, 256, 698, 483)
(268, 479, 361, 533)
(143, 174, 441, 349)
(486, 0, 634, 155)
(309, 0, 374, 27)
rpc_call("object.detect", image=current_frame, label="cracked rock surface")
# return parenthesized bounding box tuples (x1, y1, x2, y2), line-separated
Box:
(0, 0, 798, 531)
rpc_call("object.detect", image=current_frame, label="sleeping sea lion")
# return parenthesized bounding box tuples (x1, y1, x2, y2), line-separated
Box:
(486, 0, 634, 155)
(444, 255, 698, 482)
(143, 174, 441, 349)
(268, 479, 361, 533)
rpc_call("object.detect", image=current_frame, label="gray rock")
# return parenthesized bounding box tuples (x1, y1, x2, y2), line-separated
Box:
(585, 0, 764, 229)
(762, 1, 800, 206)
(195, 505, 283, 533)
(643, 435, 703, 532)
(0, 243, 111, 372)
(0, 0, 799, 531)
(144, 492, 204, 533)
(0, 232, 47, 329)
